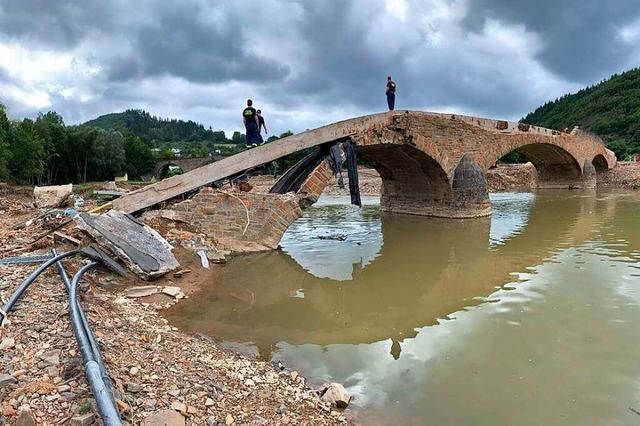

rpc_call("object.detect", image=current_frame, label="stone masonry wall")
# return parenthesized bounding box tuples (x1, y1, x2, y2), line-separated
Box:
(147, 159, 335, 254)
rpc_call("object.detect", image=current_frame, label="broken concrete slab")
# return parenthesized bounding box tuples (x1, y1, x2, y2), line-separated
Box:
(125, 286, 158, 298)
(75, 210, 179, 280)
(161, 286, 183, 298)
(33, 184, 73, 208)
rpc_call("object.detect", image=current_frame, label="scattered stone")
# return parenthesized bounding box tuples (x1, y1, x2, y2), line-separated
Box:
(70, 413, 95, 426)
(206, 251, 227, 264)
(167, 389, 181, 397)
(291, 371, 299, 382)
(170, 401, 187, 413)
(173, 269, 192, 278)
(207, 418, 218, 426)
(161, 286, 183, 298)
(319, 383, 351, 409)
(225, 413, 235, 425)
(205, 398, 215, 407)
(0, 337, 15, 350)
(0, 374, 17, 388)
(144, 409, 185, 426)
(129, 366, 140, 376)
(142, 399, 157, 410)
(16, 407, 36, 426)
(38, 350, 60, 367)
(125, 286, 158, 298)
(127, 383, 143, 393)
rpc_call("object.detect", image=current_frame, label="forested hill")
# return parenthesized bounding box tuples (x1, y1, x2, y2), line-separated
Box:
(521, 68, 640, 160)
(84, 109, 233, 145)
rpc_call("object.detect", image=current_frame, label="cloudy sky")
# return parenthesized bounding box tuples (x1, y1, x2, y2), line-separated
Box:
(1, 0, 640, 137)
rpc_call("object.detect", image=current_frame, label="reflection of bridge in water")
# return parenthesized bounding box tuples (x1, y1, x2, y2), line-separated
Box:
(167, 191, 620, 357)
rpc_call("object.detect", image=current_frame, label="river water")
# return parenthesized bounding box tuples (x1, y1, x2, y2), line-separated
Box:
(167, 190, 640, 425)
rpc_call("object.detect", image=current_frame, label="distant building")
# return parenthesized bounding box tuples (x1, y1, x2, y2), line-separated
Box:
(114, 172, 128, 182)
(171, 148, 181, 158)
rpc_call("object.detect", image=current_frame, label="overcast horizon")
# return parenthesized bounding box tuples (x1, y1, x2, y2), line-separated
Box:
(1, 0, 640, 137)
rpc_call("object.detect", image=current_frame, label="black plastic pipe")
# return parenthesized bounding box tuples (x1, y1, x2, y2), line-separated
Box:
(54, 253, 116, 403)
(69, 262, 122, 426)
(0, 250, 79, 326)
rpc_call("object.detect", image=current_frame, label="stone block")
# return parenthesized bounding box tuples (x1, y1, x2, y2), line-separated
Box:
(33, 184, 73, 208)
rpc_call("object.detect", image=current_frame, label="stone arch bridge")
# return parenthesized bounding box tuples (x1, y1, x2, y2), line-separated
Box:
(114, 111, 616, 253)
(144, 156, 223, 181)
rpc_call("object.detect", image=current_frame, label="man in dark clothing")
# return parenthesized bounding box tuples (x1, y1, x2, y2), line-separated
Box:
(242, 99, 260, 148)
(385, 75, 396, 111)
(257, 109, 268, 144)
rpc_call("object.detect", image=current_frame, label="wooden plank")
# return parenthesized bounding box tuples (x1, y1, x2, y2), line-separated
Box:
(112, 112, 396, 213)
(53, 231, 82, 247)
(93, 190, 125, 198)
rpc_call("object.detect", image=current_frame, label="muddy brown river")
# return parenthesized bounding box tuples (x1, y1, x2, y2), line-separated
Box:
(167, 190, 640, 425)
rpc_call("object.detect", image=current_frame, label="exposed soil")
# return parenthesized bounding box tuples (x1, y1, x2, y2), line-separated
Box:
(0, 187, 351, 425)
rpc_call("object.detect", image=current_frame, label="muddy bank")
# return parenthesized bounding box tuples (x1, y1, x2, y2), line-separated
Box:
(0, 188, 350, 425)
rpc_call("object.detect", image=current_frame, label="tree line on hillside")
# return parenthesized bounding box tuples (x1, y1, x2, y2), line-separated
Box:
(85, 109, 250, 151)
(0, 106, 156, 184)
(521, 67, 640, 160)
(0, 103, 300, 185)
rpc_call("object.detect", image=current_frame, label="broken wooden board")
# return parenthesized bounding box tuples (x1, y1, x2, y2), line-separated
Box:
(93, 190, 125, 198)
(110, 112, 401, 213)
(75, 211, 179, 280)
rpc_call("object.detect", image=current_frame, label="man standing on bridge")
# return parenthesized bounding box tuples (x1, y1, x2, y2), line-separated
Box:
(257, 109, 268, 144)
(242, 99, 260, 148)
(385, 75, 396, 111)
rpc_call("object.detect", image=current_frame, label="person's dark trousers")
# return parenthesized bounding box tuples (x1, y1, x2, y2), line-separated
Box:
(257, 133, 264, 144)
(387, 92, 395, 110)
(245, 122, 259, 147)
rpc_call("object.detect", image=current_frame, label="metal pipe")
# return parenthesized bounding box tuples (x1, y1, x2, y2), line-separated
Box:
(54, 254, 118, 411)
(0, 250, 79, 326)
(69, 262, 122, 426)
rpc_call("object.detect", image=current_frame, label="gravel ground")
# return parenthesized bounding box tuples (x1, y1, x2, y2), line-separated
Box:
(0, 186, 350, 426)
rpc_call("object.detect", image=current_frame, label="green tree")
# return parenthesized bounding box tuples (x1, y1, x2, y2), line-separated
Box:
(9, 119, 46, 184)
(34, 111, 66, 184)
(124, 135, 155, 180)
(67, 126, 100, 183)
(231, 131, 246, 145)
(92, 130, 126, 180)
(0, 103, 12, 179)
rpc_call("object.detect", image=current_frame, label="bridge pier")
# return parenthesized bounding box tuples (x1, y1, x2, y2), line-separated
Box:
(375, 150, 490, 218)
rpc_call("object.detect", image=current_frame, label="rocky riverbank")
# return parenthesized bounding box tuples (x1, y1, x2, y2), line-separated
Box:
(0, 185, 350, 425)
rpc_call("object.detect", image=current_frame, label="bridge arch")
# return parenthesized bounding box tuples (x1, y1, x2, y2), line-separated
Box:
(496, 143, 587, 189)
(156, 162, 184, 180)
(359, 144, 452, 216)
(592, 154, 610, 173)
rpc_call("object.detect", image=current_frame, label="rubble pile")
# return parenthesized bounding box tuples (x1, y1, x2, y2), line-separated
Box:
(0, 184, 351, 425)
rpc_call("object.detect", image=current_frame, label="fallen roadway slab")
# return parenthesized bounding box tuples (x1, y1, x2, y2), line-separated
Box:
(109, 112, 394, 213)
(74, 210, 179, 280)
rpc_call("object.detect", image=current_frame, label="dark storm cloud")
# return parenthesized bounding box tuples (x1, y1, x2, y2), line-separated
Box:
(2, 0, 640, 134)
(463, 0, 640, 81)
(264, 1, 407, 111)
(0, 0, 111, 48)
(106, 2, 290, 84)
